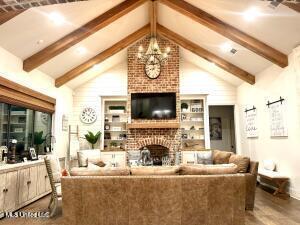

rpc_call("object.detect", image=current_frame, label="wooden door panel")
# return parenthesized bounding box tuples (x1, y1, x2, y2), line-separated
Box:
(0, 173, 6, 213)
(28, 166, 38, 200)
(18, 168, 29, 205)
(4, 171, 18, 211)
(37, 165, 46, 195)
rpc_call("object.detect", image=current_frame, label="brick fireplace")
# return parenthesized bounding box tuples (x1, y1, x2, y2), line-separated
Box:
(126, 35, 181, 161)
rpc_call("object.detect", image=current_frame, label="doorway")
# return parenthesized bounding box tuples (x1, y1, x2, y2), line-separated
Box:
(209, 106, 236, 153)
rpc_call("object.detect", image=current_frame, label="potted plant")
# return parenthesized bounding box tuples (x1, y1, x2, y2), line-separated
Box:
(110, 141, 118, 149)
(109, 106, 126, 113)
(84, 131, 101, 149)
(181, 102, 189, 112)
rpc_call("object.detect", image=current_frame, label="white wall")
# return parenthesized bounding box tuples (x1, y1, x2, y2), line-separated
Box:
(0, 47, 73, 158)
(180, 61, 237, 105)
(71, 62, 127, 149)
(237, 47, 300, 199)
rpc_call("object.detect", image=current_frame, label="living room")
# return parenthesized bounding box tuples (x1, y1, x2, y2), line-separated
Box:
(0, 0, 300, 224)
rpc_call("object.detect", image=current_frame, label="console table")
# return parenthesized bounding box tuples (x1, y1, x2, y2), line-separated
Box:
(258, 169, 289, 197)
(0, 158, 65, 218)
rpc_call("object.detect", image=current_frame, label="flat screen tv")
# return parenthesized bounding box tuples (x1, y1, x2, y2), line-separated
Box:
(131, 93, 176, 119)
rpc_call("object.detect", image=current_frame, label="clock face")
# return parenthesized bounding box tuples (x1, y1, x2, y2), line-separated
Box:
(80, 107, 97, 124)
(145, 57, 161, 79)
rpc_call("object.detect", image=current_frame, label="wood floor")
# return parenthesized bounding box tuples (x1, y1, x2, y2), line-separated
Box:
(0, 185, 299, 225)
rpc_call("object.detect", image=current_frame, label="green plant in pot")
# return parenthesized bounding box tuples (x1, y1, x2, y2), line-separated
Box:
(34, 131, 46, 155)
(84, 131, 101, 149)
(181, 103, 188, 112)
(110, 141, 118, 149)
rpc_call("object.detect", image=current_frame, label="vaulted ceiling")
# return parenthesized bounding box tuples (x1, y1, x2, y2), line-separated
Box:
(0, 0, 299, 89)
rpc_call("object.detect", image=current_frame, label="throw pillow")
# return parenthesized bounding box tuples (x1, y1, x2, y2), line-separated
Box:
(263, 159, 276, 171)
(77, 152, 88, 167)
(205, 163, 238, 174)
(70, 166, 130, 176)
(130, 166, 180, 176)
(229, 154, 250, 173)
(197, 151, 213, 164)
(212, 150, 232, 164)
(61, 169, 70, 176)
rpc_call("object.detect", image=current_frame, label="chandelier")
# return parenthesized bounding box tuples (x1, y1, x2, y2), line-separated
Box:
(137, 37, 171, 65)
(137, 0, 171, 65)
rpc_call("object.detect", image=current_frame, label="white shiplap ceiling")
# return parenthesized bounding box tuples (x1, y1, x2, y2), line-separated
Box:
(0, 0, 299, 89)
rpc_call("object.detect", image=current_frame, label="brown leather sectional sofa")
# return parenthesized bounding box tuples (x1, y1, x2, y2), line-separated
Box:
(71, 149, 259, 211)
(62, 174, 246, 225)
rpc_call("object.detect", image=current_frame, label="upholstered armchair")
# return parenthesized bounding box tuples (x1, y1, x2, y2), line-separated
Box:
(44, 155, 62, 217)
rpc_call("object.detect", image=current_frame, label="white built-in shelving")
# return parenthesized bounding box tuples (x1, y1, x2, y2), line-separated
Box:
(180, 95, 210, 150)
(101, 97, 127, 151)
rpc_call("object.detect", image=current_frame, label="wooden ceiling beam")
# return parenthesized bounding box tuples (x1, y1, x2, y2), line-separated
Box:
(157, 24, 255, 84)
(55, 24, 150, 88)
(159, 0, 288, 68)
(23, 0, 147, 72)
(282, 2, 300, 13)
(0, 10, 26, 25)
(150, 0, 157, 36)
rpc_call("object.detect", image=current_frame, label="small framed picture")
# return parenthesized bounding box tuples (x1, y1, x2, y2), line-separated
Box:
(29, 148, 38, 160)
(23, 157, 27, 162)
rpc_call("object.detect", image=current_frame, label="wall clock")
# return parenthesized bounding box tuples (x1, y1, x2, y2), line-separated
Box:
(145, 57, 161, 79)
(80, 107, 97, 124)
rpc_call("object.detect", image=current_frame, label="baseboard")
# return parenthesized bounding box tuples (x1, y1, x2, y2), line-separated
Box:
(289, 187, 300, 200)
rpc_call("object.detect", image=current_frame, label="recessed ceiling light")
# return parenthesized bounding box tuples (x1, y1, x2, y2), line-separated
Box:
(75, 46, 87, 55)
(48, 12, 65, 25)
(37, 39, 44, 45)
(220, 42, 232, 53)
(243, 7, 260, 22)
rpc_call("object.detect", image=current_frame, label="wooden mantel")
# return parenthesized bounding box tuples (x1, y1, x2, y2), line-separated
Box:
(127, 122, 180, 129)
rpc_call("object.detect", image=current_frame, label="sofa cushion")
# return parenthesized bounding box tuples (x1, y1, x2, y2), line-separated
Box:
(197, 151, 213, 164)
(213, 150, 232, 164)
(229, 154, 250, 173)
(205, 164, 238, 174)
(179, 164, 207, 175)
(70, 165, 130, 176)
(131, 166, 180, 176)
(179, 164, 238, 175)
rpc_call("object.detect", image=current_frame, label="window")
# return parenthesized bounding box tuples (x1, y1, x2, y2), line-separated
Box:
(9, 105, 34, 155)
(0, 103, 9, 146)
(0, 102, 52, 161)
(34, 111, 52, 155)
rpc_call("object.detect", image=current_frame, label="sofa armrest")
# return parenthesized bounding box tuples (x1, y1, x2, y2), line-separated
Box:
(245, 161, 258, 210)
(249, 161, 259, 176)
